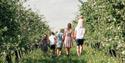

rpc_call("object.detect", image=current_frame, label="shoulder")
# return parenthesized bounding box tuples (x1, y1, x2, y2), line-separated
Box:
(64, 28, 67, 31)
(61, 32, 63, 35)
(49, 36, 51, 38)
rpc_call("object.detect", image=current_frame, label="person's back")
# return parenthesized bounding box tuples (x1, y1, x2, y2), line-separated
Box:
(56, 31, 63, 56)
(64, 23, 73, 56)
(49, 35, 56, 45)
(41, 38, 48, 52)
(64, 29, 72, 48)
(56, 32, 63, 48)
(57, 32, 63, 43)
(42, 39, 48, 47)
(65, 30, 72, 37)
(49, 32, 56, 55)
(75, 26, 85, 39)
(40, 35, 49, 53)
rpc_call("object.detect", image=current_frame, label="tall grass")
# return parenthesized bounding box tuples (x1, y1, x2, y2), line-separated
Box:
(20, 44, 121, 63)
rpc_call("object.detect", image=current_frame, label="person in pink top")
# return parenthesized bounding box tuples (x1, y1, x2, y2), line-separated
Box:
(63, 23, 73, 56)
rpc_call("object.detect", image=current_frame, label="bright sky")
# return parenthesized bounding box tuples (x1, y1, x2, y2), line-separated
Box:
(24, 0, 86, 31)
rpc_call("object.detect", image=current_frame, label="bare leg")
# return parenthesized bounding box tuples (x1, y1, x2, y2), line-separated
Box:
(77, 46, 80, 56)
(66, 48, 70, 56)
(59, 49, 61, 56)
(57, 49, 59, 56)
(80, 45, 83, 55)
(68, 48, 70, 55)
(59, 51, 61, 56)
(66, 48, 68, 55)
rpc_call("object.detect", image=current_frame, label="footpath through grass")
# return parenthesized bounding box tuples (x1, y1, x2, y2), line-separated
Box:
(20, 45, 121, 63)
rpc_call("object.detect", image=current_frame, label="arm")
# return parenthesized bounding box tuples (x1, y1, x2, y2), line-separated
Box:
(83, 28, 86, 36)
(73, 31, 76, 40)
(73, 28, 77, 40)
(47, 37, 50, 45)
(62, 32, 65, 43)
(62, 29, 66, 42)
(71, 30, 75, 47)
(54, 36, 57, 45)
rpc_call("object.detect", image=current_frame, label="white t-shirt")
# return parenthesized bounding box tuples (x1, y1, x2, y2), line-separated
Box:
(75, 26, 85, 39)
(49, 35, 56, 45)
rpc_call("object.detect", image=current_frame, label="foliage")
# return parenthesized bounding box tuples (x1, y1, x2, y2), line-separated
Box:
(0, 0, 50, 62)
(73, 0, 125, 62)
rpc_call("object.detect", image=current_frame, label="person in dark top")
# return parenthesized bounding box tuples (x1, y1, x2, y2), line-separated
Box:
(40, 34, 49, 54)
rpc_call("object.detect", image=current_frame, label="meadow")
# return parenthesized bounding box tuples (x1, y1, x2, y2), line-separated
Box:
(20, 44, 121, 63)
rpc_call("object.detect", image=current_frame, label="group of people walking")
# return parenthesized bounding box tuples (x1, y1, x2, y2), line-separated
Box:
(40, 15, 85, 57)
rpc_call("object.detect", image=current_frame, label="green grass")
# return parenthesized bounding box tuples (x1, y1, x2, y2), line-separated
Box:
(84, 46, 120, 63)
(20, 44, 121, 63)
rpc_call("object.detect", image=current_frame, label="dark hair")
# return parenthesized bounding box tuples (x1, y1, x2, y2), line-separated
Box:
(51, 32, 55, 35)
(43, 34, 48, 40)
(67, 23, 72, 30)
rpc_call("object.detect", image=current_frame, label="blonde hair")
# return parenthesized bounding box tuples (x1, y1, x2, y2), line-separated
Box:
(79, 15, 83, 19)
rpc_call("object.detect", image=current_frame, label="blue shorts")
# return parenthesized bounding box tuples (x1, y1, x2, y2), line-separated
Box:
(76, 39, 84, 46)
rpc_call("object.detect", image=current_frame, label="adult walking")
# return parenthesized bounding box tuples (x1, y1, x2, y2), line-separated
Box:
(74, 15, 85, 56)
(64, 23, 73, 56)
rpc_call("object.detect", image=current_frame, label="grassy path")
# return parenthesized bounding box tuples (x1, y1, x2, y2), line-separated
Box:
(21, 45, 121, 63)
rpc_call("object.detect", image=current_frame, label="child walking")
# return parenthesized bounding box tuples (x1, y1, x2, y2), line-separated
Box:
(39, 34, 49, 56)
(56, 29, 63, 56)
(49, 32, 57, 56)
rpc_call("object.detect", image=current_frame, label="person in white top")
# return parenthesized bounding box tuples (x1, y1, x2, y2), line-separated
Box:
(75, 26, 85, 39)
(49, 32, 57, 55)
(74, 15, 85, 57)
